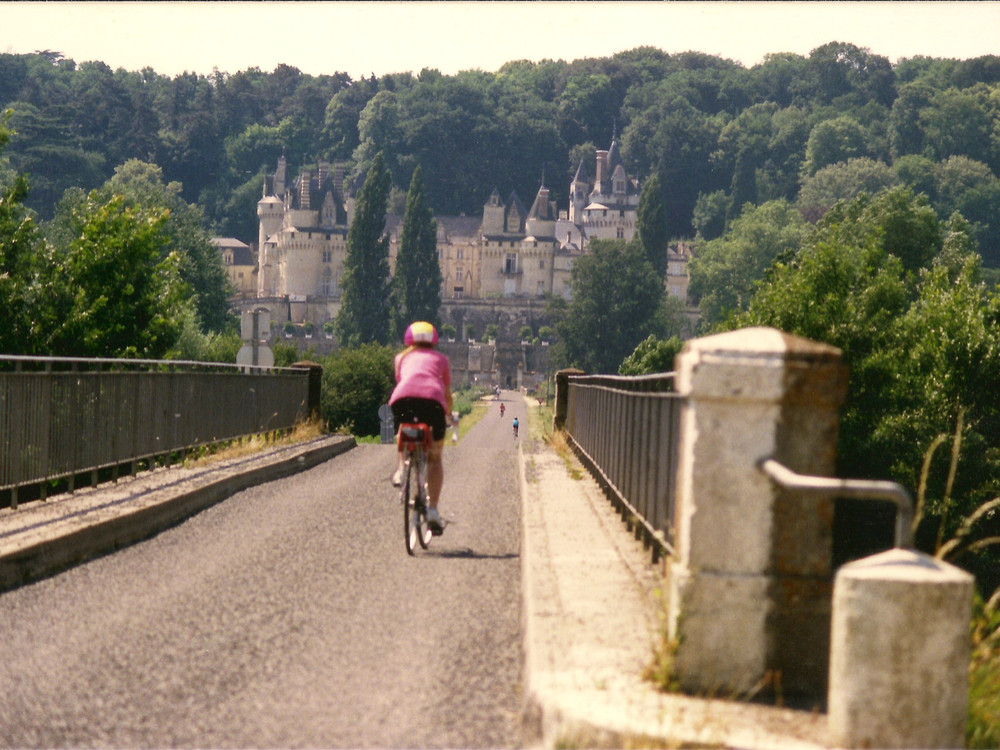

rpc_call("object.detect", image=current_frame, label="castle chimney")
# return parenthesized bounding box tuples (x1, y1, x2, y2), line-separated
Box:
(334, 164, 344, 196)
(595, 150, 608, 186)
(274, 155, 287, 196)
(300, 170, 311, 209)
(318, 161, 329, 189)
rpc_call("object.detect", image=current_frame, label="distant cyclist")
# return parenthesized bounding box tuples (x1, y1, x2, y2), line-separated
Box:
(512, 417, 519, 438)
(389, 322, 453, 533)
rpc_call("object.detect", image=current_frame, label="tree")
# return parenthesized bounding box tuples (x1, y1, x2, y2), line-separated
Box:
(692, 190, 728, 241)
(320, 343, 396, 436)
(33, 192, 187, 358)
(618, 334, 684, 375)
(0, 116, 42, 354)
(393, 165, 441, 336)
(803, 117, 868, 176)
(335, 152, 394, 347)
(797, 158, 899, 220)
(728, 189, 993, 498)
(636, 173, 669, 278)
(555, 239, 666, 373)
(688, 200, 809, 330)
(725, 150, 758, 226)
(65, 159, 233, 333)
(932, 156, 1000, 266)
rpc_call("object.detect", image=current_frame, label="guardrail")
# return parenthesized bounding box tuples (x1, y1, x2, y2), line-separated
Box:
(562, 372, 681, 562)
(0, 356, 313, 508)
(758, 458, 914, 548)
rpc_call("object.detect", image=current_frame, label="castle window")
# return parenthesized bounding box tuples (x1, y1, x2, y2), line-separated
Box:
(322, 250, 332, 263)
(504, 253, 518, 274)
(457, 249, 464, 260)
(617, 227, 624, 239)
(539, 260, 545, 269)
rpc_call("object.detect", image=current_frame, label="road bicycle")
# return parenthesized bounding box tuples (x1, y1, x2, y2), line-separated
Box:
(398, 421, 435, 555)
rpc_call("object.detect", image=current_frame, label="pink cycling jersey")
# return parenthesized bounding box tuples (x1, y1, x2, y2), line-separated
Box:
(389, 347, 451, 411)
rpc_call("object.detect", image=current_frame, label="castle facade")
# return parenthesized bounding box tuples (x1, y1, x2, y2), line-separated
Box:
(249, 136, 686, 328)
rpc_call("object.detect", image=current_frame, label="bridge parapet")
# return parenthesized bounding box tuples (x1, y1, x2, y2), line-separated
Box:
(1, 356, 316, 509)
(669, 327, 848, 700)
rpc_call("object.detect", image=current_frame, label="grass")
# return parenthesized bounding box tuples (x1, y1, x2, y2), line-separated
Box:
(968, 593, 1000, 748)
(181, 418, 326, 466)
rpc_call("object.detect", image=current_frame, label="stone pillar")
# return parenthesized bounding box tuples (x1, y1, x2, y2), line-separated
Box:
(291, 361, 323, 421)
(553, 368, 583, 431)
(669, 327, 848, 699)
(829, 548, 972, 749)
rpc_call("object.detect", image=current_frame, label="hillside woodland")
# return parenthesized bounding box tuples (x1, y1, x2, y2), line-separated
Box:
(1, 44, 999, 263)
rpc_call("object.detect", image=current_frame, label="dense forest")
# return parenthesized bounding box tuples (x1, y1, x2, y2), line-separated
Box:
(2, 43, 1000, 264)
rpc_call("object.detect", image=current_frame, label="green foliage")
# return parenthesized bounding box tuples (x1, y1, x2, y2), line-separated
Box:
(688, 200, 810, 330)
(166, 307, 240, 362)
(335, 152, 394, 347)
(3, 48, 1000, 275)
(554, 239, 666, 373)
(0, 114, 41, 354)
(636, 173, 669, 277)
(33, 192, 187, 358)
(730, 189, 1000, 573)
(797, 157, 899, 218)
(320, 343, 396, 436)
(393, 165, 441, 336)
(968, 593, 1000, 748)
(99, 159, 232, 332)
(619, 335, 684, 375)
(803, 116, 869, 176)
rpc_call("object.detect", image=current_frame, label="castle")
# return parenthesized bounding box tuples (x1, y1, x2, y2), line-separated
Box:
(248, 135, 692, 329)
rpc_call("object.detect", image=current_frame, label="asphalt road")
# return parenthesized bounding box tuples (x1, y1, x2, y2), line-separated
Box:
(0, 393, 526, 748)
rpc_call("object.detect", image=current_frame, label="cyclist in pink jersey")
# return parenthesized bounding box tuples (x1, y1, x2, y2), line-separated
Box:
(389, 321, 454, 533)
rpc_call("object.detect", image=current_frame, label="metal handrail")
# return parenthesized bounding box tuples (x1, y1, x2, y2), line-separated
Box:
(1, 356, 312, 507)
(758, 458, 914, 549)
(563, 372, 681, 561)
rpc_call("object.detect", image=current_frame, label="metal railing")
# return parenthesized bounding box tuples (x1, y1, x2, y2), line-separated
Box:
(758, 458, 914, 549)
(1, 356, 312, 508)
(563, 372, 681, 561)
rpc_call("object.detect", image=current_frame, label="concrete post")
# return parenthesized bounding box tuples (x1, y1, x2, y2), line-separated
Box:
(553, 368, 583, 431)
(829, 548, 972, 749)
(291, 361, 323, 422)
(669, 327, 848, 699)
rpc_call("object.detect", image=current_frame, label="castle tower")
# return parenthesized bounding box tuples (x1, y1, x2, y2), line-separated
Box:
(482, 188, 506, 235)
(256, 194, 284, 296)
(526, 185, 556, 239)
(569, 159, 589, 224)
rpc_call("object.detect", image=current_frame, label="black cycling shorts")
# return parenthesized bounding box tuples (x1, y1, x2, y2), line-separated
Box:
(391, 397, 448, 441)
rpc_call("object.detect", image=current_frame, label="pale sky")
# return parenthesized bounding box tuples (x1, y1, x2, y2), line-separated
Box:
(3, 1, 999, 79)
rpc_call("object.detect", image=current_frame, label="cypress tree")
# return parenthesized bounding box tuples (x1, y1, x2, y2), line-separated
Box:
(335, 152, 394, 347)
(726, 150, 758, 228)
(394, 165, 441, 336)
(636, 173, 669, 279)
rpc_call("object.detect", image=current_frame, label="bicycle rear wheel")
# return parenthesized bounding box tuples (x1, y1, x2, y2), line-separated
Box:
(402, 459, 419, 556)
(416, 484, 433, 550)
